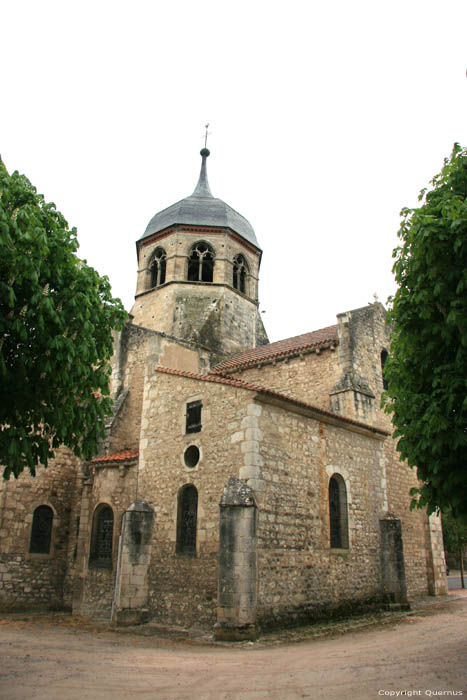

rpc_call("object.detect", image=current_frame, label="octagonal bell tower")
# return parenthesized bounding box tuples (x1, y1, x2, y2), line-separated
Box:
(130, 148, 268, 360)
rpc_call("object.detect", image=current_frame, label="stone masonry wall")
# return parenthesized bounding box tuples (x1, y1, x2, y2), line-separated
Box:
(107, 323, 210, 454)
(0, 447, 80, 609)
(236, 304, 444, 601)
(71, 463, 138, 619)
(252, 399, 389, 627)
(136, 371, 256, 627)
(131, 226, 267, 359)
(234, 348, 341, 413)
(134, 227, 261, 303)
(132, 283, 266, 362)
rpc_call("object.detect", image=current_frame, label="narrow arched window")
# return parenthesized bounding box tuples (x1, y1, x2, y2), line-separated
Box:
(233, 254, 248, 294)
(381, 349, 389, 390)
(29, 505, 53, 554)
(149, 247, 167, 288)
(176, 485, 198, 556)
(187, 242, 214, 283)
(329, 474, 349, 549)
(89, 504, 114, 568)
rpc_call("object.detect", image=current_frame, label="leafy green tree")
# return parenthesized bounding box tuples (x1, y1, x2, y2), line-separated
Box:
(0, 161, 127, 478)
(442, 510, 466, 587)
(383, 143, 467, 523)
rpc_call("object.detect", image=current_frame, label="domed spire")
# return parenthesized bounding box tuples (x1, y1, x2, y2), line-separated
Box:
(191, 148, 213, 198)
(139, 145, 260, 249)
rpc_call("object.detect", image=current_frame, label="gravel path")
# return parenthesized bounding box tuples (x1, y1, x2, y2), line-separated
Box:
(1, 593, 466, 700)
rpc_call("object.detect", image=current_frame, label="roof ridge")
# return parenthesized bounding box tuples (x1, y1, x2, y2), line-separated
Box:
(212, 325, 339, 374)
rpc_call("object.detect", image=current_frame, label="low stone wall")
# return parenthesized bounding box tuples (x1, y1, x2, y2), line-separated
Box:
(79, 567, 116, 620)
(0, 554, 66, 610)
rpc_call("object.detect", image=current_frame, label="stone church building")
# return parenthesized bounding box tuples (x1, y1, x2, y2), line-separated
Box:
(0, 148, 447, 639)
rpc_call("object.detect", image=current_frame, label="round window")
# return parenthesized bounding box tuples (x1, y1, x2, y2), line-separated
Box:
(184, 445, 200, 469)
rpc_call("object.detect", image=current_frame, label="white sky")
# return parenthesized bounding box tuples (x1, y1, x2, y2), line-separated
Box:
(2, 0, 466, 342)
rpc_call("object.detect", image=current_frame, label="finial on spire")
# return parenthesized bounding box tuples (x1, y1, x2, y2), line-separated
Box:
(200, 124, 211, 158)
(204, 123, 211, 149)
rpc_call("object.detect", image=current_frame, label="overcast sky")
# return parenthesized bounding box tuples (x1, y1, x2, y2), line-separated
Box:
(2, 0, 466, 342)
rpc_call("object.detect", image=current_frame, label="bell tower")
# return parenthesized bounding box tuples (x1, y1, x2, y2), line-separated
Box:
(130, 149, 268, 360)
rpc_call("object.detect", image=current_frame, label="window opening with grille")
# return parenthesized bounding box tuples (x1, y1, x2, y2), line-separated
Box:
(329, 475, 349, 549)
(233, 254, 247, 294)
(149, 248, 167, 288)
(89, 505, 114, 567)
(177, 485, 198, 556)
(186, 400, 202, 434)
(381, 349, 389, 390)
(187, 242, 214, 282)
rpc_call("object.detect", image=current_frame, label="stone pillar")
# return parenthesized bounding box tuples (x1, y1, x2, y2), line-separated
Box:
(379, 513, 409, 606)
(112, 500, 155, 625)
(214, 476, 257, 641)
(72, 474, 93, 616)
(426, 512, 448, 596)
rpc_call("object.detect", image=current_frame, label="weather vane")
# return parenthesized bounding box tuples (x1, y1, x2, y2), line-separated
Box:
(203, 123, 211, 149)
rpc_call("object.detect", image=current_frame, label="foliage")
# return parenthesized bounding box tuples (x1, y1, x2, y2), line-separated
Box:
(442, 510, 467, 559)
(0, 162, 127, 478)
(383, 143, 467, 523)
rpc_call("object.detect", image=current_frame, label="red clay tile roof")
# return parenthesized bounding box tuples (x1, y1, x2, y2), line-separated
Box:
(211, 325, 339, 374)
(154, 366, 388, 436)
(89, 449, 139, 465)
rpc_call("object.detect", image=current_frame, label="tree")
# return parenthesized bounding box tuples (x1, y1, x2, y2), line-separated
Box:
(0, 161, 127, 479)
(442, 510, 466, 588)
(383, 143, 467, 523)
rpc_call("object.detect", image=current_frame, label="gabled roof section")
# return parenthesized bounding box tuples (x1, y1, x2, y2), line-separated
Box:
(212, 325, 339, 374)
(154, 366, 388, 437)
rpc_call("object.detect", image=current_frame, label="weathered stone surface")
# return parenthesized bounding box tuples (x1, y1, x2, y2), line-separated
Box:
(0, 161, 446, 634)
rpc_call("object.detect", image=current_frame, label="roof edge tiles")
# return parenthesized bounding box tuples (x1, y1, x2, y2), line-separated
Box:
(212, 325, 339, 374)
(89, 449, 139, 465)
(154, 365, 389, 438)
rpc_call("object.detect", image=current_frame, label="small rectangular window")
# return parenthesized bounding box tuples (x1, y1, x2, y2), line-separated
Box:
(186, 400, 202, 434)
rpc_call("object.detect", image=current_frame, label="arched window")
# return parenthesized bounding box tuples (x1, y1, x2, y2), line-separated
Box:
(233, 254, 248, 294)
(329, 474, 349, 549)
(187, 242, 214, 283)
(381, 349, 389, 390)
(29, 505, 53, 554)
(176, 485, 198, 556)
(149, 247, 167, 288)
(89, 504, 114, 568)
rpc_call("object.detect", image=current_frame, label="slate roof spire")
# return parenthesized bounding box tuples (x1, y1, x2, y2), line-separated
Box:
(139, 146, 260, 249)
(192, 148, 213, 198)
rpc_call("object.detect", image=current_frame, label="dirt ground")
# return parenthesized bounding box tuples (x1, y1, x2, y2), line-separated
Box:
(1, 592, 466, 700)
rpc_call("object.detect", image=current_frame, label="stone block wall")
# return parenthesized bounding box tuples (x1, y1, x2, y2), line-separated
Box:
(0, 447, 80, 609)
(134, 226, 261, 303)
(132, 283, 267, 361)
(233, 347, 341, 412)
(232, 303, 445, 602)
(252, 398, 389, 627)
(71, 462, 138, 619)
(136, 370, 257, 627)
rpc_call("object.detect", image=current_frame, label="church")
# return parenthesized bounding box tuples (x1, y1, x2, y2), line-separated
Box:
(0, 148, 447, 639)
